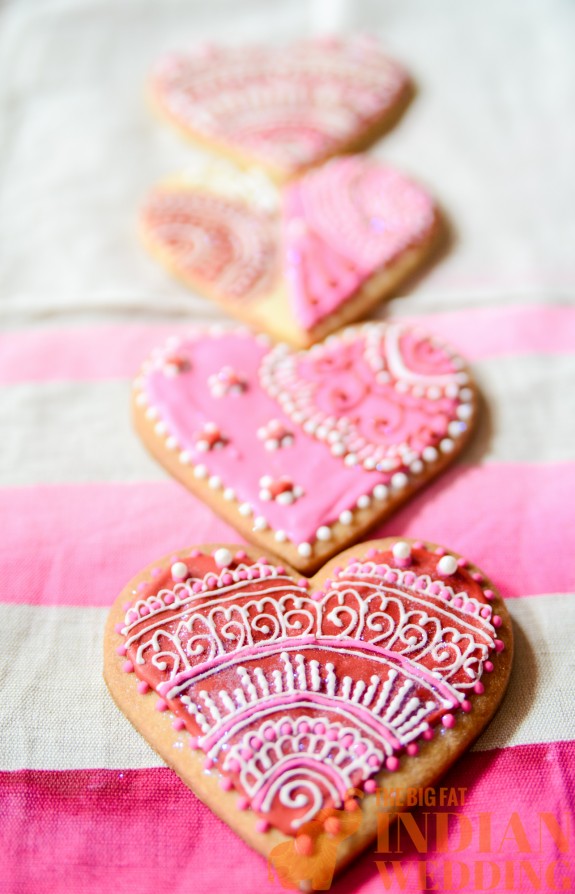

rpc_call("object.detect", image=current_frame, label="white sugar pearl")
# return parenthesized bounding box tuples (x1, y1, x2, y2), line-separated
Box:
(194, 465, 208, 479)
(339, 510, 353, 525)
(440, 438, 455, 454)
(238, 503, 252, 516)
(179, 452, 192, 465)
(253, 517, 268, 531)
(357, 495, 371, 510)
(275, 530, 287, 542)
(393, 541, 411, 561)
(448, 421, 466, 438)
(423, 446, 439, 463)
(457, 404, 473, 420)
(208, 475, 221, 489)
(316, 526, 332, 542)
(391, 472, 409, 490)
(437, 555, 458, 576)
(154, 421, 167, 436)
(171, 561, 188, 581)
(214, 548, 233, 568)
(223, 487, 236, 501)
(298, 543, 312, 557)
(373, 484, 389, 501)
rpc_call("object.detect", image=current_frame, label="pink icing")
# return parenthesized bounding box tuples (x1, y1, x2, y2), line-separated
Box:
(140, 325, 472, 546)
(152, 36, 408, 174)
(283, 157, 436, 330)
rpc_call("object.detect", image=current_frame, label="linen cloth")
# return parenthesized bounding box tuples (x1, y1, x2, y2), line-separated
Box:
(1, 0, 574, 891)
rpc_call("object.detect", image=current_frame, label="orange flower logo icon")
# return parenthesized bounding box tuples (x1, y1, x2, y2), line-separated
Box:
(268, 796, 364, 891)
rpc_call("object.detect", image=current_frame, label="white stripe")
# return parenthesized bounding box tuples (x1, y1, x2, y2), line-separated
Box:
(1, 353, 574, 486)
(473, 592, 575, 751)
(0, 593, 572, 770)
(0, 604, 162, 771)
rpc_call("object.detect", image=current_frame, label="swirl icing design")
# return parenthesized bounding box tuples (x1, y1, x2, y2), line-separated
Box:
(135, 324, 475, 553)
(119, 545, 502, 835)
(152, 36, 408, 174)
(142, 189, 279, 301)
(284, 156, 436, 329)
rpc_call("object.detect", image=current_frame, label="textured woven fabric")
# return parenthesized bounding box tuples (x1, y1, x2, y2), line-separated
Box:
(1, 1, 574, 892)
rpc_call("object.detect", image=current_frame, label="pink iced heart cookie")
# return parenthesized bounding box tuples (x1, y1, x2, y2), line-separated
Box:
(133, 322, 477, 573)
(141, 155, 440, 347)
(104, 539, 512, 879)
(150, 36, 410, 181)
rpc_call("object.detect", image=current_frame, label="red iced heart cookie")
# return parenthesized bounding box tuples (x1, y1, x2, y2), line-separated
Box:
(104, 539, 512, 878)
(150, 36, 410, 181)
(133, 322, 477, 573)
(141, 155, 439, 347)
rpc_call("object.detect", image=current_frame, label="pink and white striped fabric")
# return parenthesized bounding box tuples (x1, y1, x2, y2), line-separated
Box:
(2, 1, 575, 892)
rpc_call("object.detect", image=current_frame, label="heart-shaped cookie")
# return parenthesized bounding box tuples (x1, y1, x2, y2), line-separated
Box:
(133, 322, 477, 573)
(150, 36, 410, 182)
(104, 539, 512, 883)
(141, 156, 439, 347)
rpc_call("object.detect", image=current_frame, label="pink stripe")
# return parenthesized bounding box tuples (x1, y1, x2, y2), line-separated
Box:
(399, 303, 575, 362)
(1, 304, 574, 384)
(1, 741, 573, 893)
(2, 462, 573, 607)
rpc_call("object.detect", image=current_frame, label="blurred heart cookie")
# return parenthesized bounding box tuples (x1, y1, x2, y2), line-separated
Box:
(133, 322, 476, 573)
(141, 155, 440, 347)
(104, 538, 512, 882)
(150, 36, 410, 181)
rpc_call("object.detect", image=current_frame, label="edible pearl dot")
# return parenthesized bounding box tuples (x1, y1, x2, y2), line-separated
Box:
(339, 510, 353, 525)
(171, 561, 188, 581)
(179, 451, 191, 465)
(213, 548, 233, 568)
(316, 526, 332, 541)
(238, 503, 252, 516)
(437, 555, 458, 576)
(391, 472, 409, 490)
(392, 541, 411, 561)
(373, 484, 389, 501)
(193, 464, 207, 479)
(275, 530, 287, 542)
(357, 495, 371, 509)
(298, 543, 312, 557)
(440, 438, 455, 454)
